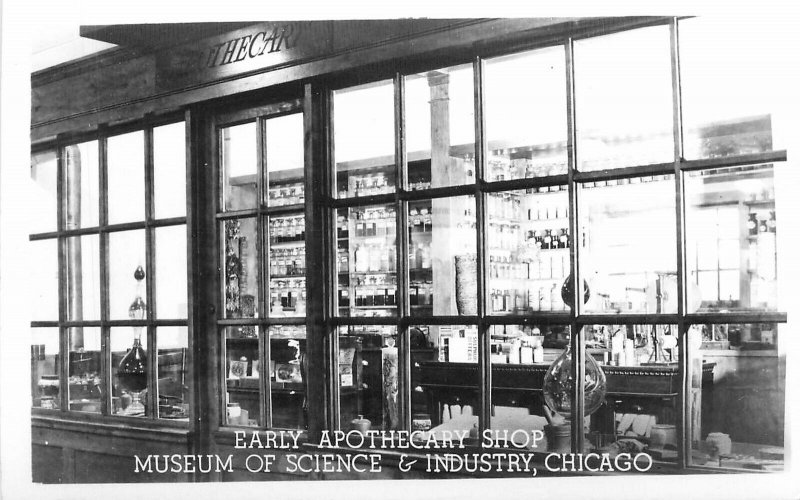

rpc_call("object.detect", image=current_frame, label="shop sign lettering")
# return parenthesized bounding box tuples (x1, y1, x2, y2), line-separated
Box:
(204, 24, 301, 68)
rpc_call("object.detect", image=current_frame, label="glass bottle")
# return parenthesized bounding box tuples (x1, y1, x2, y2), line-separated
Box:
(542, 343, 607, 418)
(118, 265, 147, 416)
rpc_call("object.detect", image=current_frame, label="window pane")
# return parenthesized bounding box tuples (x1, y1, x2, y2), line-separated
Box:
(579, 324, 680, 464)
(688, 323, 783, 471)
(221, 122, 258, 211)
(337, 204, 397, 317)
(575, 26, 673, 171)
(112, 327, 148, 417)
(31, 239, 59, 321)
(64, 141, 99, 229)
(411, 324, 479, 438)
(487, 187, 570, 315)
(68, 327, 101, 413)
(225, 326, 260, 427)
(579, 176, 677, 314)
(153, 122, 186, 218)
(157, 327, 189, 420)
(155, 225, 188, 319)
(32, 328, 60, 409)
(409, 196, 476, 317)
(107, 131, 145, 224)
(268, 215, 305, 318)
(485, 46, 567, 181)
(31, 150, 58, 234)
(66, 234, 101, 321)
(269, 325, 307, 430)
(266, 112, 304, 207)
(406, 63, 475, 190)
(338, 325, 399, 431)
(109, 230, 147, 320)
(334, 80, 396, 198)
(222, 218, 259, 319)
(680, 18, 785, 159)
(685, 165, 777, 312)
(487, 324, 560, 452)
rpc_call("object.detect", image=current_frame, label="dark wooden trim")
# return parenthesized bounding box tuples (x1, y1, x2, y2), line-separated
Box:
(480, 175, 569, 193)
(679, 150, 787, 172)
(574, 162, 675, 182)
(685, 312, 787, 324)
(575, 314, 681, 325)
(565, 38, 585, 453)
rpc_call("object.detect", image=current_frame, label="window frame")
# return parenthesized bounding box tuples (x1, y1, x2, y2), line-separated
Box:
(323, 16, 788, 467)
(212, 98, 310, 430)
(29, 113, 191, 427)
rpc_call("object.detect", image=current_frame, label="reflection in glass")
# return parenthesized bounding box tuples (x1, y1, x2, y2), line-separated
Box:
(109, 230, 146, 320)
(31, 240, 59, 321)
(66, 234, 101, 321)
(31, 150, 58, 234)
(405, 63, 475, 190)
(157, 327, 189, 420)
(222, 218, 259, 319)
(337, 204, 397, 318)
(338, 325, 398, 432)
(225, 326, 260, 427)
(107, 131, 145, 224)
(268, 215, 306, 318)
(487, 324, 552, 451)
(485, 47, 567, 181)
(688, 323, 783, 471)
(32, 328, 60, 409)
(269, 325, 308, 429)
(487, 187, 569, 315)
(409, 196, 476, 316)
(266, 113, 305, 207)
(579, 176, 677, 314)
(111, 327, 148, 417)
(153, 122, 186, 218)
(221, 122, 258, 211)
(155, 225, 188, 319)
(680, 18, 783, 159)
(334, 80, 396, 198)
(410, 324, 479, 438)
(68, 327, 102, 413)
(579, 324, 681, 462)
(64, 141, 100, 229)
(685, 165, 777, 312)
(574, 26, 673, 170)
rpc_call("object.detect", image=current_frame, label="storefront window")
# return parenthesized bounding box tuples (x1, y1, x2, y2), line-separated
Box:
(31, 150, 58, 234)
(574, 26, 674, 171)
(338, 325, 399, 432)
(217, 103, 307, 429)
(687, 323, 783, 470)
(408, 196, 476, 317)
(334, 80, 396, 198)
(684, 164, 778, 312)
(680, 18, 784, 160)
(487, 187, 570, 315)
(484, 46, 568, 180)
(579, 175, 677, 314)
(411, 324, 479, 438)
(336, 204, 398, 318)
(30, 121, 189, 421)
(31, 328, 60, 410)
(405, 63, 475, 190)
(107, 131, 145, 224)
(68, 327, 102, 413)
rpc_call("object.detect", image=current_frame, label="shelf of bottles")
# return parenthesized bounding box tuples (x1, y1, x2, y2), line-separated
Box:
(407, 201, 434, 313)
(486, 185, 571, 315)
(268, 212, 306, 317)
(337, 204, 398, 317)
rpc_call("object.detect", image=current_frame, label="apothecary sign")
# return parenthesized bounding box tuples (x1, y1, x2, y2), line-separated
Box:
(156, 21, 332, 90)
